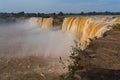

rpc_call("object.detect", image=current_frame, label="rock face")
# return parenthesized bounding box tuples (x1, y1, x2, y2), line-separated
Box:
(74, 28, 120, 80)
(78, 68, 120, 80)
(86, 29, 120, 69)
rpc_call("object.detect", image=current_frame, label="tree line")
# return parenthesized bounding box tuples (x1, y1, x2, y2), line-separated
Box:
(0, 11, 120, 18)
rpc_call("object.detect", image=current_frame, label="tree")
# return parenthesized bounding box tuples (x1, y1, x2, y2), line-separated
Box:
(17, 11, 25, 17)
(58, 11, 64, 16)
(80, 11, 85, 15)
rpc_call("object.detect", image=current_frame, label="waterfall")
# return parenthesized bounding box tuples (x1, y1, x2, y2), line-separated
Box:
(62, 17, 119, 49)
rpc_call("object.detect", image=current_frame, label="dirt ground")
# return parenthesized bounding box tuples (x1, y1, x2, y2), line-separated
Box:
(0, 55, 68, 80)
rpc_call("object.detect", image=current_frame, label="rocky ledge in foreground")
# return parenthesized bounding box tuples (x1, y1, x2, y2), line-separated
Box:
(86, 28, 120, 69)
(70, 28, 120, 80)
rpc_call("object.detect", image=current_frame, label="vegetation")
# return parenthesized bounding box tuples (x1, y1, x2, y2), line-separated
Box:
(59, 41, 90, 80)
(1, 11, 120, 18)
(68, 41, 90, 75)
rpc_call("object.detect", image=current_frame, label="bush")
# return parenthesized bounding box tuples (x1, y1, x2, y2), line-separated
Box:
(59, 41, 90, 80)
(68, 41, 90, 75)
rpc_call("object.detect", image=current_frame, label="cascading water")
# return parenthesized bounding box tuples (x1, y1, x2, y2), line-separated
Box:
(28, 16, 120, 49)
(62, 16, 120, 49)
(18, 16, 120, 51)
(29, 17, 53, 29)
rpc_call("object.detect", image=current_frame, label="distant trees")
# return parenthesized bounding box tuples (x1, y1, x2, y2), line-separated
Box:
(0, 11, 120, 18)
(58, 11, 64, 16)
(18, 11, 24, 15)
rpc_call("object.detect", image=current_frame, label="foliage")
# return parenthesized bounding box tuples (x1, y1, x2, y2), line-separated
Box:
(59, 41, 90, 80)
(68, 41, 90, 75)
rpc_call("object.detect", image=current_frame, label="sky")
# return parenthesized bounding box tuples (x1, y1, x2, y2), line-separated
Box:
(0, 0, 120, 13)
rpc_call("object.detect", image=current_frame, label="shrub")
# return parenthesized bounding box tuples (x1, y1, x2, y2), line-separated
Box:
(59, 41, 90, 80)
(68, 41, 90, 75)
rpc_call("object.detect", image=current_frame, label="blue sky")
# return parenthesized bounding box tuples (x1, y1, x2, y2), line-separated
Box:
(0, 0, 120, 13)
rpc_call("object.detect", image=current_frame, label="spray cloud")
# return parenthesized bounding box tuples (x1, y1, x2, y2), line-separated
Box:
(0, 18, 75, 58)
